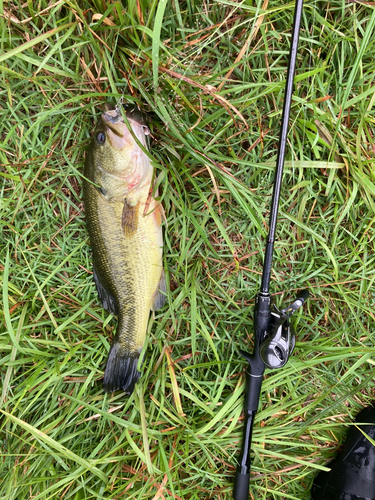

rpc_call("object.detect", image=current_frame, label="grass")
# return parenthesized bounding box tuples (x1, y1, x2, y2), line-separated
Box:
(1, 0, 375, 499)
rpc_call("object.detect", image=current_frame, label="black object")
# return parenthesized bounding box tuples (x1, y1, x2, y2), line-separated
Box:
(311, 406, 375, 500)
(233, 1, 306, 499)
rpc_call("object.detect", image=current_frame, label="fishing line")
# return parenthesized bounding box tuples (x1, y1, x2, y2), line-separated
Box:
(114, 9, 151, 111)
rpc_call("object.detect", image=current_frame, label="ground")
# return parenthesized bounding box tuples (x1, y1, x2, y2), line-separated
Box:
(1, 1, 375, 499)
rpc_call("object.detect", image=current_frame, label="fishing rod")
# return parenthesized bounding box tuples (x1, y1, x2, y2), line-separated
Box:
(233, 1, 308, 499)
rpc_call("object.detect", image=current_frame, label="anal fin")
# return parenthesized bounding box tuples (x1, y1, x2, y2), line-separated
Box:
(151, 269, 166, 311)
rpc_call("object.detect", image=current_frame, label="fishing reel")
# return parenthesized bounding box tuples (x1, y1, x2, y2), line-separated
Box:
(259, 290, 309, 369)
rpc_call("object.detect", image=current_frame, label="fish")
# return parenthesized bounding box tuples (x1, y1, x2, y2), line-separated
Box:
(83, 103, 165, 394)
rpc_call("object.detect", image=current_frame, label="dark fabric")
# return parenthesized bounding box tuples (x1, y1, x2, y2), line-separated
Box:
(311, 406, 375, 500)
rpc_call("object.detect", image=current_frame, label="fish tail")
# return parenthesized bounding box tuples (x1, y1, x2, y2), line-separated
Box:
(103, 341, 141, 394)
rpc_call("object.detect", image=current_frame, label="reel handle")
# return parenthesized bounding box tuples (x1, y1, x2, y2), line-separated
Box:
(282, 289, 309, 317)
(296, 289, 309, 303)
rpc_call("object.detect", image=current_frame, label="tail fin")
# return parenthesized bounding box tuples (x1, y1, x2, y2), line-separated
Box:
(103, 341, 141, 394)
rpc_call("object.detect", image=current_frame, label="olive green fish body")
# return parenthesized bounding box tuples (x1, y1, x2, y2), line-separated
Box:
(83, 105, 165, 393)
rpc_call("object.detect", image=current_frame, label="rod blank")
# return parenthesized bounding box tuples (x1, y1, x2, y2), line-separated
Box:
(260, 0, 304, 294)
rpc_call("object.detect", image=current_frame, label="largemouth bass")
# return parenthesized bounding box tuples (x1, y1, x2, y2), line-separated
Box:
(83, 103, 165, 393)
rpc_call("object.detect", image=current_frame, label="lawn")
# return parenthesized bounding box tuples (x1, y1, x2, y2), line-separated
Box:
(1, 1, 375, 499)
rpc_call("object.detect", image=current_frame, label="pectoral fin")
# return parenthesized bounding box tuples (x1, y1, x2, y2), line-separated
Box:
(122, 200, 139, 235)
(151, 269, 166, 311)
(152, 201, 167, 227)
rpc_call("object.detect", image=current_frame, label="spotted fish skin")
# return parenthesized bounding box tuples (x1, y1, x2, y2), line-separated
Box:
(83, 104, 165, 393)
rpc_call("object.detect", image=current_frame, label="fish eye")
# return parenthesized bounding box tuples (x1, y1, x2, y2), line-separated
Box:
(96, 132, 106, 145)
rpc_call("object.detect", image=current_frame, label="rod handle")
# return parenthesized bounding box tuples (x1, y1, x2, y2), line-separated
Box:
(233, 469, 250, 500)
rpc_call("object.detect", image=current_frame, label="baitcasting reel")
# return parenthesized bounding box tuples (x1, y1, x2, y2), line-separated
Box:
(259, 290, 309, 369)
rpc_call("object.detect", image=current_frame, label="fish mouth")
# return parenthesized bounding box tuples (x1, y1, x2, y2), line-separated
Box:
(101, 104, 149, 151)
(101, 108, 132, 151)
